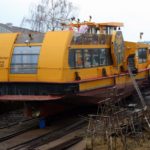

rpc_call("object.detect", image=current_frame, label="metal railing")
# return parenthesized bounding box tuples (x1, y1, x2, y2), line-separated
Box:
(71, 33, 112, 45)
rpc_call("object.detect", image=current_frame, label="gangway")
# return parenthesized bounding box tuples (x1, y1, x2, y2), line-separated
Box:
(128, 66, 147, 110)
(128, 66, 150, 128)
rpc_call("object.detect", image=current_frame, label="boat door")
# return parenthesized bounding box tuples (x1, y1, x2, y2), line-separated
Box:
(128, 54, 137, 74)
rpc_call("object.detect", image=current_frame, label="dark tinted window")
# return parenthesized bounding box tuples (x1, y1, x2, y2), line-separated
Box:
(69, 48, 112, 68)
(75, 50, 83, 68)
(99, 49, 106, 65)
(106, 48, 113, 65)
(84, 49, 92, 68)
(92, 49, 99, 67)
(69, 50, 75, 68)
(138, 48, 147, 63)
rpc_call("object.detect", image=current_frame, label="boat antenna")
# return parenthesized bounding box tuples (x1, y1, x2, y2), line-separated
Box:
(89, 16, 92, 22)
(140, 32, 144, 40)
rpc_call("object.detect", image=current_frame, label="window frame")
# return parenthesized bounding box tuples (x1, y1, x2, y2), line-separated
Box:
(138, 48, 147, 64)
(10, 46, 41, 74)
(69, 48, 112, 69)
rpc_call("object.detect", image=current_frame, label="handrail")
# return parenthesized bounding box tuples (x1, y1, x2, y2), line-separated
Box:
(71, 33, 111, 45)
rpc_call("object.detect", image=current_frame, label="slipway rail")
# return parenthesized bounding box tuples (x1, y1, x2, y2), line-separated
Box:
(0, 118, 38, 142)
(8, 119, 86, 150)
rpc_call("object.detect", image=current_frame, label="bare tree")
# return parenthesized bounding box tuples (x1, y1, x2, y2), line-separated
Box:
(21, 0, 77, 32)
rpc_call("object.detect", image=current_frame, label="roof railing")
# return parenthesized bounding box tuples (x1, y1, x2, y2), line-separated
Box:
(71, 33, 112, 45)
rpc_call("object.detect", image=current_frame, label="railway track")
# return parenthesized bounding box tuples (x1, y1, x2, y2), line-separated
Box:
(0, 109, 28, 129)
(0, 108, 40, 142)
(0, 106, 95, 150)
(48, 136, 83, 150)
(7, 119, 86, 150)
(0, 118, 39, 142)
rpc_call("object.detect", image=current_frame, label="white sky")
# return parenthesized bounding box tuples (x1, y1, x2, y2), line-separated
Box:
(0, 0, 150, 41)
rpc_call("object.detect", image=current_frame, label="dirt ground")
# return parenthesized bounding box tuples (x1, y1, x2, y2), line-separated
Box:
(84, 133, 150, 150)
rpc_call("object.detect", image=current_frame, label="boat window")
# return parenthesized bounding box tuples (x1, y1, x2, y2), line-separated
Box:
(98, 48, 112, 66)
(69, 48, 112, 69)
(69, 50, 75, 68)
(99, 49, 106, 65)
(105, 48, 113, 65)
(84, 49, 92, 68)
(10, 46, 41, 74)
(106, 27, 116, 34)
(75, 50, 84, 68)
(138, 48, 147, 63)
(92, 49, 99, 67)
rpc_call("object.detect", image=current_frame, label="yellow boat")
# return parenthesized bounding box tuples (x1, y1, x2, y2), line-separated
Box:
(0, 21, 149, 116)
